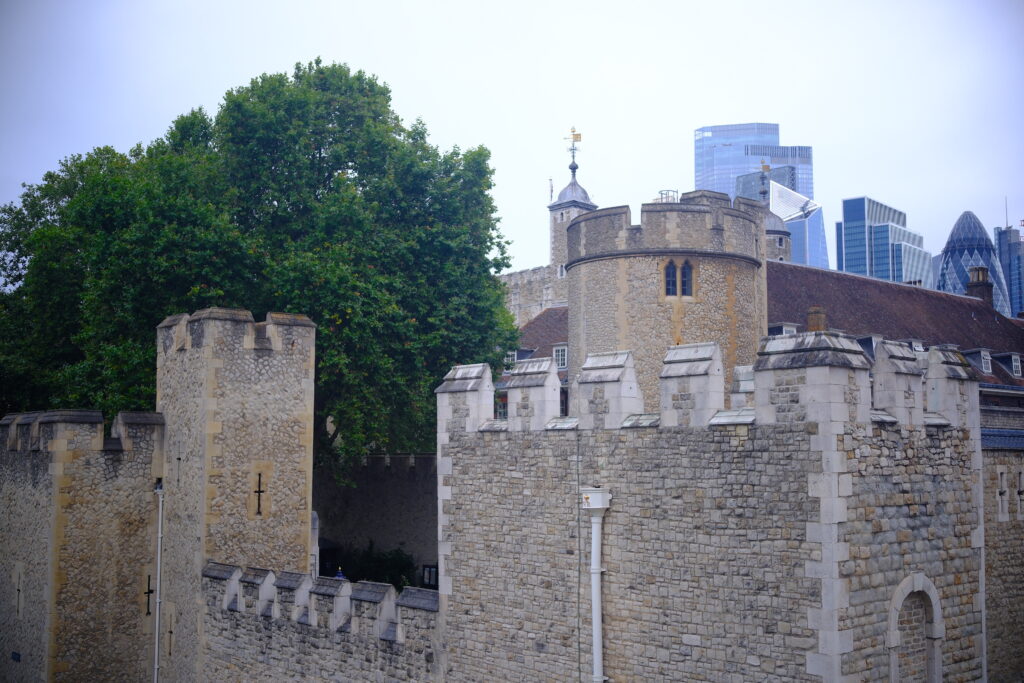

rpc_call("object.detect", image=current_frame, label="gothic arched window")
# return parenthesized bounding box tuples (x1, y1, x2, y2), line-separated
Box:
(680, 261, 693, 296)
(664, 261, 677, 296)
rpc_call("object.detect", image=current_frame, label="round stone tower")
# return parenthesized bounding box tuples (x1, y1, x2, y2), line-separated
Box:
(566, 191, 769, 411)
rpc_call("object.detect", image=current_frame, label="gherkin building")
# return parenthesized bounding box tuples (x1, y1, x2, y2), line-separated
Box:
(936, 211, 1011, 316)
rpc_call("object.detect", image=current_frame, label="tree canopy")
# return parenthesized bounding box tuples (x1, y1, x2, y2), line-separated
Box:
(0, 59, 517, 464)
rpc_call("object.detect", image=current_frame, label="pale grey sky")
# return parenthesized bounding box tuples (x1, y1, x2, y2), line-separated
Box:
(2, 0, 1022, 271)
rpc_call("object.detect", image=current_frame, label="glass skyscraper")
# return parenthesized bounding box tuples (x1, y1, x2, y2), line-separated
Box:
(935, 211, 1012, 316)
(836, 197, 934, 287)
(995, 223, 1024, 317)
(694, 123, 813, 199)
(735, 175, 829, 269)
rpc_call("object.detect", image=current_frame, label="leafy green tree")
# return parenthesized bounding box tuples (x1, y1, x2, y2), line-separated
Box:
(0, 60, 516, 462)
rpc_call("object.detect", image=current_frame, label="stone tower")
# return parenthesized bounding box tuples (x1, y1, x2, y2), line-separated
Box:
(548, 160, 598, 305)
(566, 191, 768, 410)
(155, 308, 316, 679)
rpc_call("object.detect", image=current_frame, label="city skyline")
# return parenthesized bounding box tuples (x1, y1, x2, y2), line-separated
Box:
(2, 0, 1022, 273)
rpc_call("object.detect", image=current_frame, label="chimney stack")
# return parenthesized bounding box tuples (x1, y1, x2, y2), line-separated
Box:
(966, 266, 994, 308)
(806, 306, 827, 332)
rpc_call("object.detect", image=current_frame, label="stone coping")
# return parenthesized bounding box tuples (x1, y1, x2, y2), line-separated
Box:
(240, 567, 273, 585)
(311, 577, 348, 597)
(396, 587, 439, 612)
(274, 571, 309, 591)
(36, 410, 104, 424)
(351, 582, 392, 603)
(202, 562, 241, 581)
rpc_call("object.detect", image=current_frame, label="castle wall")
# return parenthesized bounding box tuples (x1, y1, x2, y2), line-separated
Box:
(200, 564, 440, 681)
(436, 334, 986, 680)
(156, 308, 316, 680)
(983, 448, 1024, 679)
(313, 455, 438, 574)
(1, 414, 56, 682)
(0, 411, 160, 682)
(499, 264, 562, 327)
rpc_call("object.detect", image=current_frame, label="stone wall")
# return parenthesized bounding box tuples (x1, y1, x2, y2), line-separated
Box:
(436, 333, 986, 680)
(156, 308, 316, 680)
(0, 410, 161, 682)
(984, 448, 1024, 679)
(499, 264, 562, 327)
(201, 562, 440, 681)
(566, 196, 767, 411)
(1, 413, 56, 682)
(313, 455, 438, 576)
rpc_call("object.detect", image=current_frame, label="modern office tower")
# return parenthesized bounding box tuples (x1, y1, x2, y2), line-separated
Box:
(995, 222, 1024, 316)
(737, 173, 829, 268)
(935, 211, 1012, 316)
(735, 165, 798, 199)
(694, 123, 813, 198)
(836, 197, 934, 287)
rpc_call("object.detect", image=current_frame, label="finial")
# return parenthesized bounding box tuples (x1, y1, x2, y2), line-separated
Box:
(565, 126, 582, 167)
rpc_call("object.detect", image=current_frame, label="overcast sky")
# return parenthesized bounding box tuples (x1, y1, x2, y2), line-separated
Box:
(2, 0, 1022, 272)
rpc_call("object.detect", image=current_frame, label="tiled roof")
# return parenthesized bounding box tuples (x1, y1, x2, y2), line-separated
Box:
(519, 306, 568, 357)
(767, 261, 1024, 354)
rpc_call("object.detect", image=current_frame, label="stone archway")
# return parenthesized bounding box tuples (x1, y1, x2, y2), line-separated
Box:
(887, 573, 944, 683)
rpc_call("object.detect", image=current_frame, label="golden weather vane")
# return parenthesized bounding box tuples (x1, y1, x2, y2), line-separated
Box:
(565, 127, 582, 163)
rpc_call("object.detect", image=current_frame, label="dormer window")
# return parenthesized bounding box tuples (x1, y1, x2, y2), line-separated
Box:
(504, 350, 517, 370)
(553, 345, 568, 369)
(981, 350, 992, 374)
(1013, 354, 1022, 378)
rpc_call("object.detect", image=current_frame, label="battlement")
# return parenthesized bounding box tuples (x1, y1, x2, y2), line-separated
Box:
(439, 332, 980, 435)
(1, 409, 163, 458)
(157, 307, 315, 358)
(565, 190, 766, 268)
(201, 561, 440, 678)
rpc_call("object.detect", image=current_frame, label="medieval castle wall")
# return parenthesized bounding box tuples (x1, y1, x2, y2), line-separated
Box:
(435, 333, 985, 681)
(499, 264, 562, 327)
(313, 454, 438, 575)
(0, 411, 162, 681)
(155, 308, 317, 680)
(983, 447, 1024, 677)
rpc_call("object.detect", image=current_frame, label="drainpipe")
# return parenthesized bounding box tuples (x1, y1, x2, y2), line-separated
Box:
(581, 487, 611, 683)
(153, 479, 165, 683)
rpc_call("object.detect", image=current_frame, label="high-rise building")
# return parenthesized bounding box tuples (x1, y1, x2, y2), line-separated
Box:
(736, 173, 829, 269)
(935, 211, 1012, 316)
(735, 165, 798, 199)
(694, 123, 813, 198)
(995, 222, 1024, 317)
(836, 197, 933, 287)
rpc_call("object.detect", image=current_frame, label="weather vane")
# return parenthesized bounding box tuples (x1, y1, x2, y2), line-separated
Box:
(565, 127, 582, 163)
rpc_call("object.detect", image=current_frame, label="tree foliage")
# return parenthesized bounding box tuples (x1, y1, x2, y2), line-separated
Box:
(0, 60, 516, 463)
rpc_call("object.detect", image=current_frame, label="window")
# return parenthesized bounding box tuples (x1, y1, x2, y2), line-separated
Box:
(557, 264, 566, 279)
(664, 261, 677, 296)
(981, 350, 992, 374)
(504, 350, 517, 370)
(1013, 354, 1022, 377)
(680, 261, 693, 296)
(495, 392, 508, 419)
(998, 468, 1009, 521)
(553, 345, 567, 369)
(1018, 472, 1024, 519)
(559, 388, 569, 417)
(777, 236, 784, 248)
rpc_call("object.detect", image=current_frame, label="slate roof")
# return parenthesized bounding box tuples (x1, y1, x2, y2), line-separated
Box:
(767, 261, 1024, 370)
(518, 306, 568, 359)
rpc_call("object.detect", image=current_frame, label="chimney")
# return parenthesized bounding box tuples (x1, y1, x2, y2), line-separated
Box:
(966, 266, 994, 308)
(806, 306, 827, 332)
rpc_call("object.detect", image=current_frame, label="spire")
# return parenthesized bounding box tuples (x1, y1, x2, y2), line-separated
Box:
(549, 127, 596, 210)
